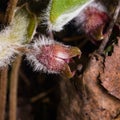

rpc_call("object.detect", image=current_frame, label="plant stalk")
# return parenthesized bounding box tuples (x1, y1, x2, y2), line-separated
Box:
(4, 0, 18, 24)
(9, 55, 22, 120)
(0, 67, 8, 120)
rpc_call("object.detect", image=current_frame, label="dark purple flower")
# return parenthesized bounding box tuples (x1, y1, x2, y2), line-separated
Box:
(27, 36, 81, 78)
(83, 6, 109, 40)
(73, 2, 109, 42)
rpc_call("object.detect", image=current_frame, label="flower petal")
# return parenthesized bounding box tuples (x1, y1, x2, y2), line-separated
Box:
(26, 36, 81, 78)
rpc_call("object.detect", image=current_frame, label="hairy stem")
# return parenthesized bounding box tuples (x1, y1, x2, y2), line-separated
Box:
(9, 55, 22, 120)
(0, 67, 8, 120)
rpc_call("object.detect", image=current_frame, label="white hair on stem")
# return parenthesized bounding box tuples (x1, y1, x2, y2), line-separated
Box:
(0, 8, 31, 67)
(0, 41, 23, 67)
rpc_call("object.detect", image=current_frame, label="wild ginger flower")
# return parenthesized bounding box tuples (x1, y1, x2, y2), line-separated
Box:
(26, 36, 81, 78)
(73, 2, 109, 41)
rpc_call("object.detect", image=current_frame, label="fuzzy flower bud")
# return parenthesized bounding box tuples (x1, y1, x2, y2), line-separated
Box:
(26, 36, 81, 78)
(73, 2, 109, 41)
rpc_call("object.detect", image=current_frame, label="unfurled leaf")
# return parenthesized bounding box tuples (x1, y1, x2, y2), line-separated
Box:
(47, 0, 93, 31)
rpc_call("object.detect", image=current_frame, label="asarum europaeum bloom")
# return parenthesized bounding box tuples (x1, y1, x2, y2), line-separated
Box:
(73, 2, 109, 41)
(26, 36, 81, 78)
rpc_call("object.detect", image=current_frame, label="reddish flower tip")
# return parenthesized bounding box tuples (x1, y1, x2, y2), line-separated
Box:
(26, 36, 81, 78)
(83, 7, 109, 41)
